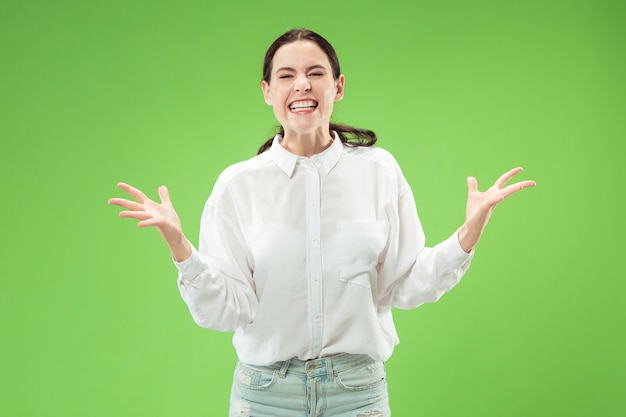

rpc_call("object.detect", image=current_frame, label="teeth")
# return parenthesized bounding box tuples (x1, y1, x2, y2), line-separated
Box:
(290, 100, 317, 111)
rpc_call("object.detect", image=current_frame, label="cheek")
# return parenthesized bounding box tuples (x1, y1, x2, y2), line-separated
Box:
(272, 106, 285, 121)
(323, 94, 337, 112)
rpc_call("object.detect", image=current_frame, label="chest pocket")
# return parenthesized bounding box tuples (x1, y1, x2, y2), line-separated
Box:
(337, 221, 389, 289)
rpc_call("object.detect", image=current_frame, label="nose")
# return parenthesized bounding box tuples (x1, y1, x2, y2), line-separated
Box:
(294, 75, 311, 92)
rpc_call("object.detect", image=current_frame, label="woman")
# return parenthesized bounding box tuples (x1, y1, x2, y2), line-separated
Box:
(109, 29, 535, 417)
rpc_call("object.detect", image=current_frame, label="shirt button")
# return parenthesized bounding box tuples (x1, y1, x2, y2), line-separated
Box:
(312, 237, 319, 241)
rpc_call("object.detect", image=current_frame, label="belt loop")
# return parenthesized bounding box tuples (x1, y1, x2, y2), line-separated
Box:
(278, 359, 291, 378)
(326, 357, 335, 381)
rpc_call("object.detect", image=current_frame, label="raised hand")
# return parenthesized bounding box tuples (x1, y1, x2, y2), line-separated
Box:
(458, 167, 536, 253)
(108, 182, 192, 262)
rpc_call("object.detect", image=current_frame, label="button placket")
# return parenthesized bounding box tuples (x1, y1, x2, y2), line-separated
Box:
(305, 163, 323, 357)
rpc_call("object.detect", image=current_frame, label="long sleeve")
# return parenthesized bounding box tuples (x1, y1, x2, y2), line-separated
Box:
(377, 174, 473, 310)
(176, 184, 258, 332)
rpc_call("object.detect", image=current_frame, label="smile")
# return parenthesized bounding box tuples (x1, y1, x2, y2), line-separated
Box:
(289, 100, 318, 112)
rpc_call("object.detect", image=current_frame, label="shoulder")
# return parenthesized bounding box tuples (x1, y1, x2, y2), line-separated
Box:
(218, 152, 273, 180)
(344, 145, 404, 176)
(209, 152, 273, 202)
(345, 144, 399, 165)
(344, 146, 411, 194)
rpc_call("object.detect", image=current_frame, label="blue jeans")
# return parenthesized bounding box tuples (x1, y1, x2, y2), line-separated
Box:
(229, 354, 391, 417)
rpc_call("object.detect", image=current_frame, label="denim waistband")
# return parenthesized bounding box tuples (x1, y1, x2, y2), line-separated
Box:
(243, 353, 376, 379)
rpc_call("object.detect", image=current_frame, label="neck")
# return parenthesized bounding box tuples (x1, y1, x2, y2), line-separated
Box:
(280, 128, 334, 157)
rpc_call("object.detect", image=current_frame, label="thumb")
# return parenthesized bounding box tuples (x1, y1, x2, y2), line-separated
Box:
(467, 176, 478, 194)
(158, 185, 171, 204)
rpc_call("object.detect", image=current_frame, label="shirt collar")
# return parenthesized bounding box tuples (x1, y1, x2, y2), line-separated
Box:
(269, 131, 343, 178)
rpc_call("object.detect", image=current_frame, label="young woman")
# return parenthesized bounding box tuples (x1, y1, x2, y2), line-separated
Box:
(109, 28, 535, 417)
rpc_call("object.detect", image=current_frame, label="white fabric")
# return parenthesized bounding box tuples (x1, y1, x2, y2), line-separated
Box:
(175, 133, 473, 366)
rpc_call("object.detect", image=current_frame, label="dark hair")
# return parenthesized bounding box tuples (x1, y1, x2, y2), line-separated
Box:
(257, 28, 377, 154)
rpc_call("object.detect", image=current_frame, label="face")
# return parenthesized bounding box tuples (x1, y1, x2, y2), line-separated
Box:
(261, 40, 345, 138)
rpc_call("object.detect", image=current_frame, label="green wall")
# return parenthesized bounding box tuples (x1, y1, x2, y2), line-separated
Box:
(1, 0, 623, 416)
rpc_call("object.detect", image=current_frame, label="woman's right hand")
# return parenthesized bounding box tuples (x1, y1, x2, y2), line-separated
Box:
(108, 182, 192, 262)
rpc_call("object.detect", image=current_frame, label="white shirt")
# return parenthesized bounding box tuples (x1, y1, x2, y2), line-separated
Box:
(175, 134, 473, 366)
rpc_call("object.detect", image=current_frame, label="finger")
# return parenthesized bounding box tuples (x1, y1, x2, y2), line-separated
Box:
(467, 176, 478, 194)
(158, 185, 171, 204)
(119, 211, 152, 221)
(138, 219, 154, 227)
(117, 182, 148, 203)
(108, 198, 144, 211)
(494, 167, 524, 189)
(138, 218, 162, 228)
(499, 180, 537, 199)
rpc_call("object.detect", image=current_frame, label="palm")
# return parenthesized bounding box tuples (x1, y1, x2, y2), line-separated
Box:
(108, 182, 183, 244)
(460, 167, 536, 252)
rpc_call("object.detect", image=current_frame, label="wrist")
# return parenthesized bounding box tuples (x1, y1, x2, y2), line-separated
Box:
(457, 224, 476, 253)
(168, 233, 192, 262)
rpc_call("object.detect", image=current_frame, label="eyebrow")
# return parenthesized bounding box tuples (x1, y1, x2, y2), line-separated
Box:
(274, 65, 327, 73)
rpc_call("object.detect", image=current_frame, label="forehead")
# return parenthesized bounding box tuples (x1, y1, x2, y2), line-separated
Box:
(272, 40, 331, 71)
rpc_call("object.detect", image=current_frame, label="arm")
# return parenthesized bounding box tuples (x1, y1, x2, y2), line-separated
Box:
(176, 194, 258, 331)
(379, 167, 535, 310)
(108, 182, 258, 331)
(378, 188, 473, 310)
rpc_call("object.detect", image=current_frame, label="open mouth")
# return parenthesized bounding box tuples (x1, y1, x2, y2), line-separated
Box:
(289, 100, 318, 112)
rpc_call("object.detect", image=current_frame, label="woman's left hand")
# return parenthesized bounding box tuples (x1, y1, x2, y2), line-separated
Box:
(458, 167, 536, 253)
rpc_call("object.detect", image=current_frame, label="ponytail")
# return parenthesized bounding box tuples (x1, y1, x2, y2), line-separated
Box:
(257, 123, 377, 154)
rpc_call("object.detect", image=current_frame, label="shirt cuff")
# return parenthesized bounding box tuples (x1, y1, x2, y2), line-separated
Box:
(173, 244, 205, 277)
(437, 229, 474, 267)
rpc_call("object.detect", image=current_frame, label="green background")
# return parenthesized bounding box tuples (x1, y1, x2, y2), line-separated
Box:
(1, 0, 624, 416)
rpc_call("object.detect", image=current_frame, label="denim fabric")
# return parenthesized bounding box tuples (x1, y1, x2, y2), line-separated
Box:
(229, 354, 390, 417)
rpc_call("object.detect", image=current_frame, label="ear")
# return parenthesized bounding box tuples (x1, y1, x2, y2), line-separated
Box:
(334, 74, 345, 102)
(261, 80, 272, 105)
